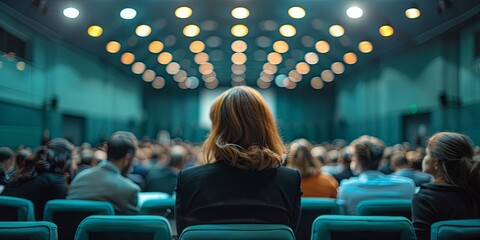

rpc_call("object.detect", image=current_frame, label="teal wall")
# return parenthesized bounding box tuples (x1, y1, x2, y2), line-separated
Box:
(0, 6, 143, 148)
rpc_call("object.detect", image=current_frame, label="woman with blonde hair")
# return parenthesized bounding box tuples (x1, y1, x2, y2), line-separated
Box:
(175, 86, 301, 235)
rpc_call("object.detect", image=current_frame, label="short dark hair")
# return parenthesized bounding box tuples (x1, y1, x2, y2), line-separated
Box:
(352, 135, 385, 171)
(107, 131, 138, 161)
(0, 147, 15, 162)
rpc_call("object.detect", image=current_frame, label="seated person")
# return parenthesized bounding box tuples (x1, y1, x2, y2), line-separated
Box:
(145, 145, 187, 195)
(391, 151, 433, 186)
(0, 147, 15, 187)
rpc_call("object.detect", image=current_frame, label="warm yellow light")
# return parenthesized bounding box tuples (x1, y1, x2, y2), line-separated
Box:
(148, 41, 164, 53)
(194, 52, 209, 64)
(263, 63, 278, 75)
(310, 77, 324, 89)
(183, 24, 200, 37)
(257, 79, 271, 89)
(343, 52, 357, 65)
(175, 6, 192, 19)
(379, 25, 394, 37)
(267, 52, 282, 65)
(135, 25, 151, 37)
(174, 70, 187, 82)
(288, 6, 306, 19)
(279, 25, 296, 37)
(16, 61, 25, 71)
(288, 70, 302, 82)
(157, 52, 173, 65)
(232, 64, 246, 74)
(329, 25, 344, 37)
(231, 40, 248, 53)
(296, 62, 310, 75)
(321, 70, 335, 82)
(166, 62, 180, 75)
(315, 41, 330, 53)
(205, 79, 218, 89)
(284, 79, 297, 89)
(346, 6, 363, 19)
(131, 62, 146, 74)
(405, 8, 420, 19)
(331, 62, 345, 74)
(305, 52, 319, 64)
(152, 77, 165, 89)
(199, 63, 214, 75)
(358, 41, 373, 53)
(106, 41, 121, 53)
(142, 69, 156, 82)
(87, 25, 103, 37)
(189, 41, 205, 53)
(231, 52, 247, 65)
(231, 24, 249, 37)
(120, 52, 135, 65)
(231, 7, 250, 19)
(273, 40, 289, 53)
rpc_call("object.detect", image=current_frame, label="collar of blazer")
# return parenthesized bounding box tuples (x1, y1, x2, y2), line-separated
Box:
(99, 160, 121, 175)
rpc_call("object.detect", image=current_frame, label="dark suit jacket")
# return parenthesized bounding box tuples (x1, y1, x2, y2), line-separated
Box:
(145, 166, 178, 195)
(175, 161, 302, 235)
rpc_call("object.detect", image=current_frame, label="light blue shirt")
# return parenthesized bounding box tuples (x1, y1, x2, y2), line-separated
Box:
(337, 170, 416, 215)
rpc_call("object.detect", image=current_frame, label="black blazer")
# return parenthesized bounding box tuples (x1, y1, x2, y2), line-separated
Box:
(175, 161, 302, 235)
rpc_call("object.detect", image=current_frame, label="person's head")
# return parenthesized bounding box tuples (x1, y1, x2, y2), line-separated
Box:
(390, 151, 409, 171)
(0, 147, 15, 172)
(350, 135, 385, 173)
(287, 143, 320, 177)
(35, 138, 74, 174)
(107, 131, 138, 176)
(169, 145, 187, 170)
(203, 86, 285, 171)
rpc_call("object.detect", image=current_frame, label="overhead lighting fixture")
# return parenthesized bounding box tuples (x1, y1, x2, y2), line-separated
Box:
(120, 8, 136, 20)
(142, 70, 156, 82)
(231, 7, 250, 19)
(231, 24, 249, 37)
(321, 70, 335, 82)
(315, 41, 330, 53)
(149, 41, 164, 53)
(305, 52, 319, 65)
(405, 5, 421, 19)
(87, 25, 103, 37)
(279, 25, 296, 37)
(288, 7, 306, 19)
(296, 62, 310, 75)
(358, 41, 373, 53)
(131, 62, 146, 74)
(331, 62, 345, 74)
(183, 24, 200, 37)
(158, 52, 173, 65)
(135, 25, 151, 37)
(106, 41, 121, 53)
(152, 77, 165, 89)
(273, 40, 289, 53)
(231, 40, 248, 53)
(194, 53, 209, 64)
(175, 6, 192, 19)
(310, 77, 324, 90)
(379, 25, 394, 37)
(346, 6, 363, 19)
(63, 7, 79, 19)
(267, 52, 282, 65)
(120, 52, 135, 65)
(190, 40, 206, 53)
(329, 25, 344, 37)
(343, 52, 358, 65)
(231, 53, 247, 65)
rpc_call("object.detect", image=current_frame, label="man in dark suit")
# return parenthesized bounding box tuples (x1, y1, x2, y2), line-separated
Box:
(145, 145, 187, 195)
(67, 131, 140, 215)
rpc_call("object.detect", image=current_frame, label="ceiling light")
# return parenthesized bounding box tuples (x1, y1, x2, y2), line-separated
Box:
(199, 63, 214, 75)
(329, 25, 344, 37)
(405, 7, 421, 19)
(149, 41, 164, 53)
(16, 61, 25, 71)
(231, 7, 250, 19)
(321, 70, 335, 82)
(194, 53, 209, 64)
(63, 7, 79, 18)
(231, 24, 249, 37)
(273, 40, 289, 53)
(296, 62, 310, 75)
(186, 77, 200, 89)
(305, 52, 319, 64)
(346, 6, 363, 19)
(152, 77, 165, 89)
(189, 41, 205, 53)
(311, 77, 324, 89)
(288, 70, 302, 82)
(257, 79, 271, 89)
(183, 24, 200, 37)
(331, 62, 345, 74)
(231, 53, 247, 65)
(87, 25, 103, 37)
(267, 52, 282, 65)
(166, 62, 181, 75)
(288, 7, 306, 19)
(120, 52, 135, 65)
(157, 52, 173, 65)
(135, 25, 151, 37)
(231, 40, 248, 53)
(315, 41, 330, 53)
(106, 41, 121, 53)
(175, 7, 192, 19)
(343, 52, 358, 64)
(205, 79, 218, 89)
(279, 25, 296, 37)
(379, 25, 394, 37)
(232, 64, 246, 74)
(142, 70, 156, 82)
(131, 62, 146, 74)
(358, 41, 373, 53)
(120, 8, 136, 20)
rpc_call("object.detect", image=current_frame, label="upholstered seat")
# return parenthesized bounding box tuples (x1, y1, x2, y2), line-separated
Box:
(0, 196, 35, 221)
(356, 199, 412, 220)
(431, 219, 480, 240)
(178, 224, 295, 240)
(297, 198, 340, 240)
(0, 221, 58, 240)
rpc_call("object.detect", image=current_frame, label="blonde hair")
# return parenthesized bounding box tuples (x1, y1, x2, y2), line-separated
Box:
(287, 143, 320, 177)
(203, 86, 285, 171)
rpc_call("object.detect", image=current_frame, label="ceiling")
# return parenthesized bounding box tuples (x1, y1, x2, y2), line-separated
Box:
(1, 0, 479, 91)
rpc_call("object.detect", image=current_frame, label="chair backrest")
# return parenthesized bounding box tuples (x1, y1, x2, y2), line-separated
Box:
(0, 196, 35, 221)
(296, 198, 340, 240)
(74, 215, 172, 240)
(431, 219, 480, 240)
(0, 221, 58, 240)
(178, 224, 295, 240)
(140, 197, 177, 237)
(311, 215, 416, 240)
(356, 199, 412, 220)
(44, 199, 115, 240)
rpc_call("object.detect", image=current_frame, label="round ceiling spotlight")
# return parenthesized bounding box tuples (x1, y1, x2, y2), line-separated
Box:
(379, 25, 394, 37)
(315, 41, 330, 53)
(131, 62, 146, 74)
(331, 62, 345, 74)
(346, 6, 363, 19)
(273, 40, 289, 53)
(267, 52, 282, 65)
(358, 41, 373, 53)
(231, 7, 250, 19)
(175, 6, 192, 19)
(158, 52, 173, 65)
(63, 7, 79, 18)
(405, 7, 421, 19)
(279, 25, 296, 37)
(149, 41, 164, 53)
(231, 52, 247, 65)
(152, 77, 165, 89)
(231, 24, 249, 37)
(120, 52, 135, 65)
(189, 41, 206, 53)
(87, 25, 103, 37)
(120, 8, 136, 20)
(329, 25, 344, 37)
(343, 52, 358, 65)
(135, 25, 151, 37)
(183, 24, 200, 37)
(106, 41, 121, 53)
(288, 6, 306, 19)
(231, 40, 248, 53)
(311, 77, 324, 90)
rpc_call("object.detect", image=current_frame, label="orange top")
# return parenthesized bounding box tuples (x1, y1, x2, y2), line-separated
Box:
(301, 173, 339, 198)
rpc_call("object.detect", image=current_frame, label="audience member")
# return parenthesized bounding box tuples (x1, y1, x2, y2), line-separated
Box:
(145, 145, 187, 195)
(332, 146, 354, 183)
(175, 86, 302, 234)
(0, 147, 15, 186)
(337, 135, 415, 214)
(391, 151, 433, 186)
(67, 131, 140, 215)
(2, 138, 72, 220)
(412, 132, 480, 240)
(288, 143, 338, 198)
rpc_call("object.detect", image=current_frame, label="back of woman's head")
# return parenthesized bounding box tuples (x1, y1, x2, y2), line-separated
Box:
(36, 138, 74, 174)
(288, 143, 320, 177)
(8, 150, 35, 185)
(203, 86, 285, 171)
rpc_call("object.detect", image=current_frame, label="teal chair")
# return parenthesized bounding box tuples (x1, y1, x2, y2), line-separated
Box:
(178, 224, 295, 240)
(140, 197, 177, 236)
(297, 198, 340, 240)
(0, 221, 58, 240)
(0, 196, 35, 221)
(44, 199, 115, 240)
(311, 215, 416, 240)
(356, 199, 412, 220)
(74, 215, 172, 240)
(431, 219, 480, 240)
